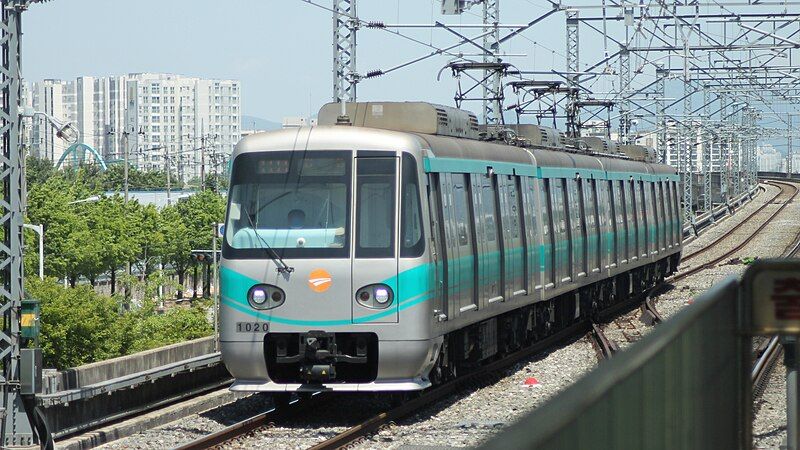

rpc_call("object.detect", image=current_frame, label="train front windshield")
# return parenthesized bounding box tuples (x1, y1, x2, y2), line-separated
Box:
(224, 151, 352, 259)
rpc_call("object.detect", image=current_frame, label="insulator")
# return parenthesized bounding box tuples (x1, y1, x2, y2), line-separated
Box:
(366, 21, 385, 28)
(366, 70, 384, 78)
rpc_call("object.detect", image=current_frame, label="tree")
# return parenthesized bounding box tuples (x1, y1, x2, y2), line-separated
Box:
(28, 277, 124, 369)
(131, 203, 166, 279)
(160, 206, 192, 298)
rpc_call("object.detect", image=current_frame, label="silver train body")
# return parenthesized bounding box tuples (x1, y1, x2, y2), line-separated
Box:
(220, 104, 682, 393)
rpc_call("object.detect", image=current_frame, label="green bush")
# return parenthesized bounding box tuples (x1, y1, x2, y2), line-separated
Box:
(28, 277, 124, 369)
(27, 278, 214, 370)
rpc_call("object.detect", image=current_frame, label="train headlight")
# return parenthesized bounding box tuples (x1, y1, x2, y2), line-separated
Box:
(356, 284, 393, 309)
(248, 284, 285, 310)
(374, 288, 390, 304)
(251, 288, 267, 305)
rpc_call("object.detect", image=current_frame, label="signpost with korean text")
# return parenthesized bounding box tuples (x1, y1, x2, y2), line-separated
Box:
(743, 261, 800, 450)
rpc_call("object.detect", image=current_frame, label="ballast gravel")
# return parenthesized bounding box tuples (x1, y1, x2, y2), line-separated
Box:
(97, 183, 797, 450)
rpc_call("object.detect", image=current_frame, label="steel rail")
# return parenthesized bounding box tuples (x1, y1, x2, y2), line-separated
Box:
(590, 323, 619, 361)
(682, 185, 781, 262)
(180, 288, 658, 450)
(671, 181, 799, 282)
(752, 336, 781, 401)
(177, 182, 796, 450)
(174, 393, 326, 450)
(306, 289, 660, 450)
(750, 210, 800, 406)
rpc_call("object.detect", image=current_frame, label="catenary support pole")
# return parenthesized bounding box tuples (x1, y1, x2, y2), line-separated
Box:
(333, 0, 358, 103)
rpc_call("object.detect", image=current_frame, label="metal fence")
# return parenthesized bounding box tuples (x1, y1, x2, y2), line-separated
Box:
(481, 277, 751, 450)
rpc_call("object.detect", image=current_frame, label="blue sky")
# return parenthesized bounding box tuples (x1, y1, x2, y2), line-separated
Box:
(22, 0, 568, 121)
(22, 0, 796, 147)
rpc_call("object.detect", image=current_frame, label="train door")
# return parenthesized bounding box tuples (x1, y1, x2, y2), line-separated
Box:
(498, 175, 525, 299)
(475, 173, 502, 306)
(352, 156, 399, 323)
(541, 179, 556, 288)
(427, 173, 446, 320)
(648, 182, 659, 254)
(623, 180, 636, 261)
(663, 181, 673, 249)
(568, 178, 585, 278)
(550, 179, 569, 283)
(439, 173, 477, 319)
(672, 181, 682, 244)
(657, 182, 667, 251)
(522, 177, 539, 293)
(587, 179, 601, 273)
(613, 180, 625, 264)
(638, 181, 649, 258)
(607, 180, 619, 266)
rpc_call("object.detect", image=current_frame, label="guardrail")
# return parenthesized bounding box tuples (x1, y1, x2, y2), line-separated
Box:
(481, 276, 751, 449)
(683, 185, 759, 239)
(36, 336, 228, 439)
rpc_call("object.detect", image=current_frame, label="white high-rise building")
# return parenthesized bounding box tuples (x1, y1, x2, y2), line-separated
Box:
(26, 73, 241, 182)
(27, 79, 77, 162)
(758, 144, 782, 172)
(124, 74, 241, 181)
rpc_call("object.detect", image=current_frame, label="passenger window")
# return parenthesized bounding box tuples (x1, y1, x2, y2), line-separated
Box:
(356, 158, 396, 258)
(401, 154, 424, 257)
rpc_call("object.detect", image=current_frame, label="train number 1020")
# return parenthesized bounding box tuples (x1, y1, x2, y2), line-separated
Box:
(236, 322, 269, 333)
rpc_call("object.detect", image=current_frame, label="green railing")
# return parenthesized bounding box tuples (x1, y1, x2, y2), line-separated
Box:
(481, 276, 751, 450)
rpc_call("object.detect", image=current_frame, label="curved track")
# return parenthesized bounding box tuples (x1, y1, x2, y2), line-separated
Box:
(673, 180, 799, 282)
(750, 217, 800, 407)
(681, 185, 778, 263)
(177, 181, 799, 450)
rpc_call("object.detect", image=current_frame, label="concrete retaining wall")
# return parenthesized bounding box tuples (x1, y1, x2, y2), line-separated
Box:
(45, 336, 216, 393)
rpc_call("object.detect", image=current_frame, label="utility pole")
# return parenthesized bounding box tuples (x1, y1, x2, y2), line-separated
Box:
(122, 127, 130, 203)
(682, 82, 694, 224)
(702, 87, 712, 212)
(483, 0, 501, 125)
(0, 1, 42, 446)
(178, 96, 184, 184)
(788, 115, 793, 176)
(565, 9, 579, 135)
(333, 0, 358, 103)
(720, 94, 731, 202)
(655, 65, 667, 163)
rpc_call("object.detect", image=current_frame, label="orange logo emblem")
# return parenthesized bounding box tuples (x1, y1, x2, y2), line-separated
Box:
(308, 269, 333, 293)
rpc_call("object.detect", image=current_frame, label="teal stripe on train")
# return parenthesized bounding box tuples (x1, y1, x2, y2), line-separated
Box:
(220, 264, 433, 326)
(221, 223, 680, 326)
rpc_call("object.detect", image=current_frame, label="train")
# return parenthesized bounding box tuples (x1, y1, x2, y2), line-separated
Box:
(219, 101, 682, 393)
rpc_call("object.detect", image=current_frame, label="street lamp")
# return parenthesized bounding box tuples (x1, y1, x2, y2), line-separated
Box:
(22, 224, 43, 280)
(68, 195, 101, 205)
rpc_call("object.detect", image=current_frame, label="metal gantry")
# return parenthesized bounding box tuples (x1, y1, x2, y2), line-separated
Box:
(0, 0, 38, 445)
(333, 0, 358, 103)
(482, 0, 501, 125)
(702, 87, 711, 213)
(789, 115, 794, 175)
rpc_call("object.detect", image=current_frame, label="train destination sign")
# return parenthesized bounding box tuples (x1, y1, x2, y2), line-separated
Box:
(743, 260, 800, 334)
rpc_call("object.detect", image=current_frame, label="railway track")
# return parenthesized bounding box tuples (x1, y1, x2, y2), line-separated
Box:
(749, 209, 800, 408)
(672, 180, 799, 282)
(681, 184, 778, 263)
(178, 288, 658, 450)
(177, 182, 797, 450)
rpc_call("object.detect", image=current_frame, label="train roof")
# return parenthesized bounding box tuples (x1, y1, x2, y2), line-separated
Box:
(234, 125, 677, 177)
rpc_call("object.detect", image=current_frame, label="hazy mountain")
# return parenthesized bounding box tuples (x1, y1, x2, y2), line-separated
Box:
(241, 115, 281, 131)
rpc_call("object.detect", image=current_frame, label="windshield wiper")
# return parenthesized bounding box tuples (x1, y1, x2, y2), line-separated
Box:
(242, 205, 294, 274)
